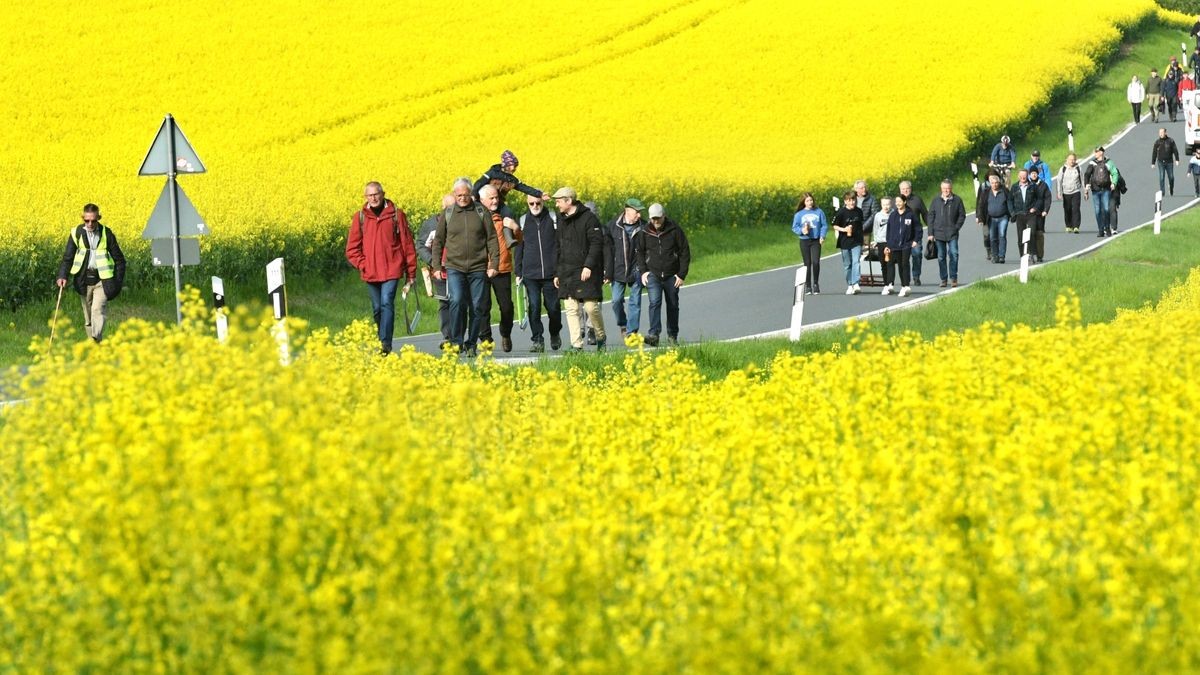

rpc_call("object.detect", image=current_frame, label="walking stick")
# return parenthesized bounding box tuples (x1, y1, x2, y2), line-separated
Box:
(49, 284, 64, 348)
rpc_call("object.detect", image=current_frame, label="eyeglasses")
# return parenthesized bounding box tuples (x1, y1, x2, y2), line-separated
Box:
(364, 192, 383, 198)
(527, 202, 542, 207)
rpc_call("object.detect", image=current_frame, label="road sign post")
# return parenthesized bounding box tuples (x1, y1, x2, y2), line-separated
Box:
(788, 266, 806, 341)
(1020, 229, 1032, 284)
(1154, 189, 1163, 235)
(138, 114, 207, 325)
(267, 258, 289, 364)
(212, 276, 228, 342)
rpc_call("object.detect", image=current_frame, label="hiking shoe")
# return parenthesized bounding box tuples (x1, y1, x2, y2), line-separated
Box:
(530, 341, 545, 353)
(596, 339, 606, 352)
(913, 277, 922, 286)
(951, 279, 958, 288)
(550, 334, 562, 351)
(620, 327, 627, 338)
(939, 280, 947, 288)
(666, 336, 678, 347)
(501, 336, 512, 353)
(586, 328, 597, 345)
(898, 286, 911, 297)
(463, 345, 478, 358)
(644, 334, 660, 347)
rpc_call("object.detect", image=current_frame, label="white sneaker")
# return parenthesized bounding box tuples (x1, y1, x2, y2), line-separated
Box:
(853, 284, 861, 294)
(898, 286, 911, 297)
(881, 285, 892, 296)
(845, 286, 855, 295)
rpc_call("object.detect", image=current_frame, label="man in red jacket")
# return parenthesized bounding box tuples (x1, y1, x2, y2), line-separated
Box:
(345, 181, 418, 355)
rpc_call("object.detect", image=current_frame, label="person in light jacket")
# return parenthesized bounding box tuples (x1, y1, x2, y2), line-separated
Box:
(1127, 74, 1146, 124)
(1057, 153, 1083, 234)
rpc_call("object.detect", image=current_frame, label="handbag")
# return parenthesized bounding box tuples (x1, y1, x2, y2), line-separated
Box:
(924, 238, 937, 260)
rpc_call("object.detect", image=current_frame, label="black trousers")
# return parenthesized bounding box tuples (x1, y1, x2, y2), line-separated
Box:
(799, 238, 822, 289)
(1062, 192, 1081, 230)
(883, 249, 910, 288)
(478, 273, 514, 341)
(1131, 101, 1142, 123)
(1012, 213, 1034, 257)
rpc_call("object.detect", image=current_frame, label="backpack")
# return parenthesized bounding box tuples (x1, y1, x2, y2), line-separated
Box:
(356, 208, 401, 238)
(1092, 161, 1112, 190)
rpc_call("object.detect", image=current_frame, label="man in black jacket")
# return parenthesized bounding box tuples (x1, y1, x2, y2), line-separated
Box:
(1008, 169, 1043, 261)
(56, 203, 126, 343)
(552, 187, 606, 352)
(1028, 168, 1053, 263)
(514, 195, 562, 352)
(604, 197, 647, 339)
(1151, 127, 1180, 196)
(638, 203, 691, 347)
(898, 181, 928, 285)
(927, 179, 966, 287)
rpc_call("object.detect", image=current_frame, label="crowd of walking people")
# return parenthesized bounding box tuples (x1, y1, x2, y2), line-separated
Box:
(344, 151, 690, 356)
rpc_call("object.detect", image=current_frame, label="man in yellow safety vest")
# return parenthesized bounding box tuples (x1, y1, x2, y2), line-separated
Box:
(56, 203, 126, 343)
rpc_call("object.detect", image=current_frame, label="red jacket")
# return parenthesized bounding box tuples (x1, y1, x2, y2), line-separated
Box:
(1179, 77, 1196, 99)
(345, 200, 418, 283)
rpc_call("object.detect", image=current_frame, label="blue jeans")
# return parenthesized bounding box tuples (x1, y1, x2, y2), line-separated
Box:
(645, 273, 680, 339)
(988, 216, 1009, 260)
(611, 279, 644, 333)
(935, 238, 959, 281)
(909, 243, 923, 280)
(446, 269, 488, 348)
(366, 278, 399, 349)
(1158, 161, 1175, 195)
(1091, 189, 1112, 233)
(840, 246, 861, 285)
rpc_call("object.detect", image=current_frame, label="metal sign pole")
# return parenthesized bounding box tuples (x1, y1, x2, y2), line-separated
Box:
(165, 114, 183, 324)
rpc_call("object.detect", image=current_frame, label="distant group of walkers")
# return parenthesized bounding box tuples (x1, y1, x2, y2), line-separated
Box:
(344, 151, 690, 356)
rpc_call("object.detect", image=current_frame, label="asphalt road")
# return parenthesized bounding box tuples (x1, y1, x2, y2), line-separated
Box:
(392, 113, 1196, 361)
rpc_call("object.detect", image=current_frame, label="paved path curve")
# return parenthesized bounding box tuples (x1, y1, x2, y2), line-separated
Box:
(392, 114, 1196, 362)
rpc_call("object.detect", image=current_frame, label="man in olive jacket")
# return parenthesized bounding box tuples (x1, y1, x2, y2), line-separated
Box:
(431, 178, 499, 356)
(552, 187, 607, 352)
(56, 203, 126, 343)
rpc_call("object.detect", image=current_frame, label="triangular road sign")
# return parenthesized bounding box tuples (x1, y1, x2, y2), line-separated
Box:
(151, 237, 201, 267)
(142, 181, 209, 239)
(138, 115, 206, 175)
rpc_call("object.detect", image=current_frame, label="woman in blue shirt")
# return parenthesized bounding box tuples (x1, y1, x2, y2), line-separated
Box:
(792, 192, 828, 294)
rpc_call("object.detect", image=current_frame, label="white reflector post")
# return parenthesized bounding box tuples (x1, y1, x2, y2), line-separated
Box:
(1154, 190, 1163, 235)
(212, 276, 228, 343)
(266, 258, 289, 364)
(1019, 229, 1032, 284)
(789, 266, 807, 341)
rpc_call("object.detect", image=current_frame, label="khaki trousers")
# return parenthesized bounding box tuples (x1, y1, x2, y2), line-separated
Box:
(563, 297, 605, 348)
(82, 282, 107, 340)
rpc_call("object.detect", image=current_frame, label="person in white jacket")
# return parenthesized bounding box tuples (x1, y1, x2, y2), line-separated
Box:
(1128, 75, 1146, 124)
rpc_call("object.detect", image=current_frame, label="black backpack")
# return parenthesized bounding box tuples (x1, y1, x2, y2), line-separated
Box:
(1092, 161, 1112, 190)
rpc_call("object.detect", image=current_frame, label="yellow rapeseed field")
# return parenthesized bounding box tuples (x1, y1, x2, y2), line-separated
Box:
(0, 1, 1179, 310)
(3, 270, 1200, 670)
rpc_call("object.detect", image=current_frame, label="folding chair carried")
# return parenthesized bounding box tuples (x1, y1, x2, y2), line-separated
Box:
(859, 246, 885, 287)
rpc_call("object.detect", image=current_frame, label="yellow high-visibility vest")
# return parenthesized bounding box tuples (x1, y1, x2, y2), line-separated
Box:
(69, 226, 114, 279)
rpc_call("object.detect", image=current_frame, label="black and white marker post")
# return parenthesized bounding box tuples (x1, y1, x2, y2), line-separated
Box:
(788, 265, 807, 341)
(971, 162, 980, 196)
(1020, 229, 1032, 284)
(266, 258, 289, 364)
(1154, 189, 1163, 235)
(1067, 120, 1074, 153)
(212, 276, 228, 343)
(1183, 43, 1189, 69)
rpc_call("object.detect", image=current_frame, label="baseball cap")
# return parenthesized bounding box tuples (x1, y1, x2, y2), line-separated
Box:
(648, 203, 665, 219)
(624, 197, 646, 211)
(1031, 150, 1040, 157)
(1095, 145, 1105, 153)
(552, 187, 577, 200)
